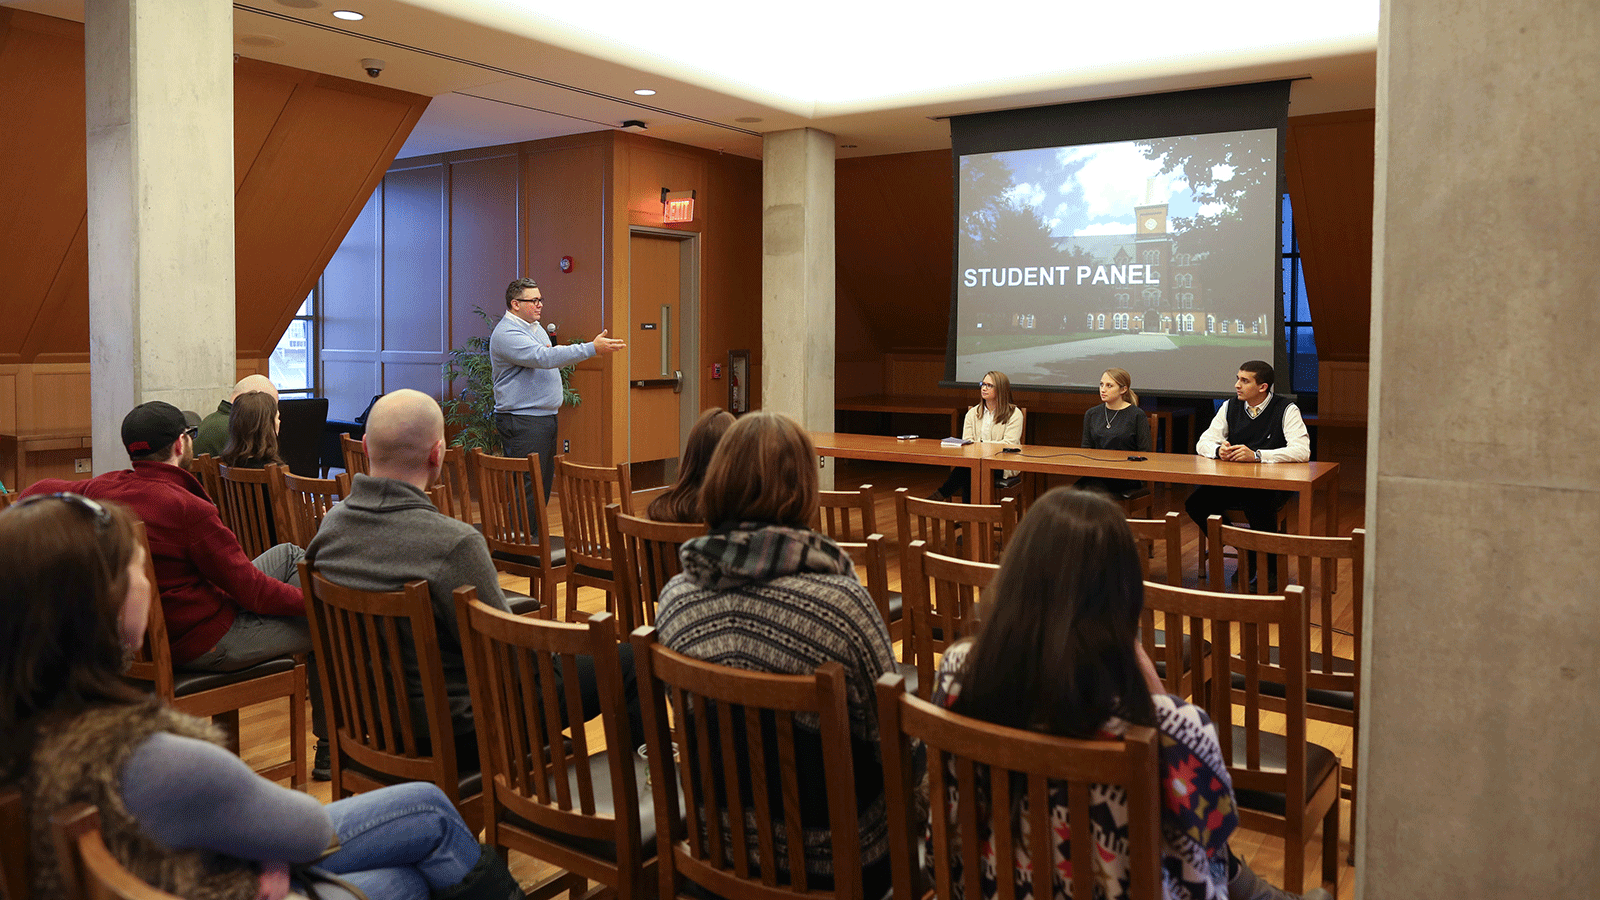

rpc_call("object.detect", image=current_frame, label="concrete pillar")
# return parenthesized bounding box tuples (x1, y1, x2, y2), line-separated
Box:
(85, 0, 235, 473)
(1359, 0, 1600, 895)
(761, 128, 836, 487)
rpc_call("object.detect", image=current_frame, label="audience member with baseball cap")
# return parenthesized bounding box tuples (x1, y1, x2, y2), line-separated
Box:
(23, 399, 330, 776)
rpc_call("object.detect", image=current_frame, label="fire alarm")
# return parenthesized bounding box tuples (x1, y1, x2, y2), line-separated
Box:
(559, 256, 573, 273)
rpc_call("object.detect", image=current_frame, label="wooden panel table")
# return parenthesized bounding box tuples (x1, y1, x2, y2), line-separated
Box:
(975, 445, 1340, 538)
(809, 431, 995, 488)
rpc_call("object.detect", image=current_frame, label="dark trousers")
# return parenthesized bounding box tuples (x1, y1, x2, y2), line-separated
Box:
(1185, 485, 1291, 587)
(496, 412, 558, 505)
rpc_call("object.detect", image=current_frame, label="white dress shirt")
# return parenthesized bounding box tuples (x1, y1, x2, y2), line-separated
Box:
(1194, 393, 1310, 464)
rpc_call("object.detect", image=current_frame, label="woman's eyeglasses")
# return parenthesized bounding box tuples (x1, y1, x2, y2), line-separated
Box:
(9, 492, 112, 530)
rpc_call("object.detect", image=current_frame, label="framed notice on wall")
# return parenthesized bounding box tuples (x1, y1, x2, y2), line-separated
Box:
(727, 350, 750, 415)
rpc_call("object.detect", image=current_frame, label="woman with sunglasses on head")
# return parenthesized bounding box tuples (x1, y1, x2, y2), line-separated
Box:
(0, 493, 522, 900)
(926, 488, 1330, 900)
(927, 370, 1025, 503)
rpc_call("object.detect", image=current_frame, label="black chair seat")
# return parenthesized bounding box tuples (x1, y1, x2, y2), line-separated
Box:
(492, 535, 567, 570)
(572, 562, 613, 581)
(338, 750, 483, 800)
(505, 593, 543, 616)
(1228, 648, 1355, 711)
(1227, 726, 1339, 816)
(1148, 628, 1211, 683)
(886, 592, 903, 623)
(896, 662, 919, 699)
(503, 749, 661, 863)
(1118, 485, 1152, 500)
(171, 656, 298, 697)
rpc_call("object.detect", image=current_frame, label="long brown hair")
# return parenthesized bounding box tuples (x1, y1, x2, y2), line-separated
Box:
(648, 407, 736, 523)
(950, 488, 1155, 737)
(979, 370, 1018, 424)
(221, 390, 283, 468)
(0, 495, 145, 774)
(699, 411, 818, 529)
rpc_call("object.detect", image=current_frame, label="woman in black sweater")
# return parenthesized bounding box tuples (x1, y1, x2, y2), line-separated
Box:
(1076, 366, 1152, 498)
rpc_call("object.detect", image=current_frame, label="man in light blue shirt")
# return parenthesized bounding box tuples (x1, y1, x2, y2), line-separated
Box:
(489, 277, 625, 502)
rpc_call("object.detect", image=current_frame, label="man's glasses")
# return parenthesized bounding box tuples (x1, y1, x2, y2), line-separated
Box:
(10, 492, 112, 530)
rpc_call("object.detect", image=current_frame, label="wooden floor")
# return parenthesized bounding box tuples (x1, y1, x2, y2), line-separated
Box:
(239, 460, 1366, 897)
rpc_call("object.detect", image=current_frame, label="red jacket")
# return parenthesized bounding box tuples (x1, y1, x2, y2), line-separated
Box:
(24, 462, 305, 664)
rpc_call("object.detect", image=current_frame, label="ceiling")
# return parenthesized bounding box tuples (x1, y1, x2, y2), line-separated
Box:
(3, 0, 1379, 161)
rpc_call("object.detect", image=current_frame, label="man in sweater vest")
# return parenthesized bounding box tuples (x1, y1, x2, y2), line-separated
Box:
(1185, 361, 1311, 584)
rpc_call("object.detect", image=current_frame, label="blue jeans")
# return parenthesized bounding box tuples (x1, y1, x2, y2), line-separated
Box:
(302, 782, 482, 898)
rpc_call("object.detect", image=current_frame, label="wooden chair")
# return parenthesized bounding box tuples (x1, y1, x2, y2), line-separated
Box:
(0, 490, 14, 512)
(298, 560, 482, 833)
(608, 507, 706, 634)
(1143, 581, 1341, 894)
(215, 463, 287, 558)
(555, 457, 634, 623)
(836, 532, 917, 695)
(901, 540, 999, 699)
(51, 804, 183, 900)
(340, 432, 370, 476)
(893, 488, 1018, 567)
(632, 628, 868, 900)
(470, 449, 565, 615)
(819, 485, 903, 642)
(124, 523, 307, 786)
(876, 673, 1164, 900)
(189, 453, 222, 501)
(1, 786, 28, 900)
(1196, 498, 1292, 582)
(432, 446, 474, 525)
(815, 483, 878, 542)
(1116, 412, 1161, 519)
(1126, 510, 1184, 585)
(457, 597, 655, 900)
(271, 468, 351, 547)
(1208, 516, 1366, 818)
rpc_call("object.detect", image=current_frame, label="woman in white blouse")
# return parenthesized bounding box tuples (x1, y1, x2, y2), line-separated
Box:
(927, 370, 1025, 502)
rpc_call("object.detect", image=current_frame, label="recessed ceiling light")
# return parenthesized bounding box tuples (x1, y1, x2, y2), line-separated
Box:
(633, 88, 656, 96)
(332, 10, 364, 20)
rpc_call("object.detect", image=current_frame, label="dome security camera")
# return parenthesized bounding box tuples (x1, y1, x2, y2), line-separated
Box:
(361, 58, 385, 78)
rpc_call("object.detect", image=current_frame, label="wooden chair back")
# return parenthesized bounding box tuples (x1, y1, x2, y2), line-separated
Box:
(632, 628, 866, 900)
(340, 432, 370, 476)
(814, 484, 877, 543)
(0, 491, 14, 513)
(833, 533, 892, 634)
(1, 786, 28, 900)
(215, 463, 285, 558)
(1126, 511, 1183, 585)
(189, 453, 222, 501)
(555, 457, 634, 622)
(272, 469, 351, 547)
(892, 487, 1017, 566)
(469, 449, 565, 614)
(1206, 516, 1365, 812)
(431, 446, 474, 524)
(124, 523, 306, 785)
(1142, 581, 1340, 892)
(456, 597, 652, 895)
(298, 560, 481, 832)
(51, 804, 184, 900)
(901, 540, 999, 699)
(609, 507, 706, 634)
(876, 674, 1163, 900)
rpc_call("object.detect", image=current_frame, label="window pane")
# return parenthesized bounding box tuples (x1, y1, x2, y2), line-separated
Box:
(296, 293, 312, 317)
(1295, 267, 1311, 322)
(1293, 327, 1319, 393)
(1281, 194, 1294, 252)
(270, 318, 312, 392)
(1281, 259, 1295, 319)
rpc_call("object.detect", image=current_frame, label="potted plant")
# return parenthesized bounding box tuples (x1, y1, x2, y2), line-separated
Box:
(441, 306, 582, 452)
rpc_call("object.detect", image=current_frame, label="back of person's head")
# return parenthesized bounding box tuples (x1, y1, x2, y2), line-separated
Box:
(228, 374, 277, 403)
(122, 401, 188, 464)
(364, 389, 445, 479)
(1239, 359, 1275, 391)
(0, 494, 144, 744)
(699, 411, 817, 529)
(220, 390, 283, 468)
(648, 407, 736, 522)
(949, 487, 1154, 737)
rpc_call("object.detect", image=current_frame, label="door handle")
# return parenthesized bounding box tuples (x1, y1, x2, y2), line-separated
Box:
(673, 369, 682, 394)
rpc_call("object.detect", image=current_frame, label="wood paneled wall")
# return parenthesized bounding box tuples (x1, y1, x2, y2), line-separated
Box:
(0, 9, 427, 485)
(325, 131, 763, 465)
